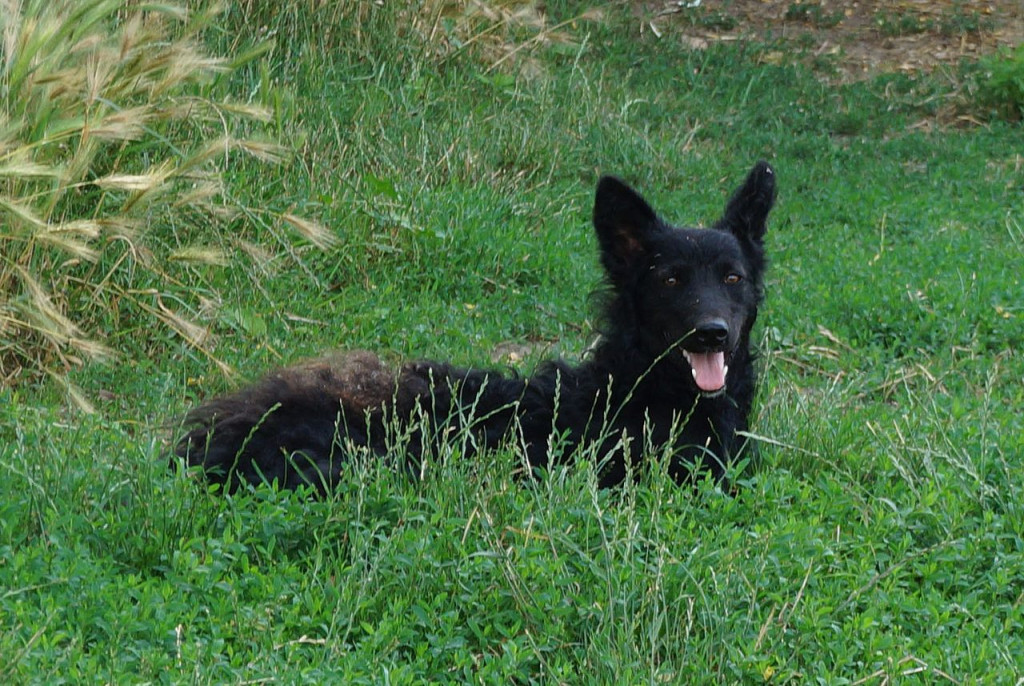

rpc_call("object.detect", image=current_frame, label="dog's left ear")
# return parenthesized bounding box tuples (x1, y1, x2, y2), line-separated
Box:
(716, 161, 776, 242)
(593, 176, 664, 283)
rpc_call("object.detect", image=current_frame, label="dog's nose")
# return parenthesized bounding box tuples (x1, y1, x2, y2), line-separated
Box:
(693, 319, 729, 348)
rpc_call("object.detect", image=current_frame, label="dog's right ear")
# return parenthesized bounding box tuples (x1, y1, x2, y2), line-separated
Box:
(593, 176, 663, 283)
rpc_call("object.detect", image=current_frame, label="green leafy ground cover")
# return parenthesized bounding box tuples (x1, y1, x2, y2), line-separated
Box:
(2, 2, 1023, 683)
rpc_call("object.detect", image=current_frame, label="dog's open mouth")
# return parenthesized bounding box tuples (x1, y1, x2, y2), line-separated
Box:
(682, 350, 729, 395)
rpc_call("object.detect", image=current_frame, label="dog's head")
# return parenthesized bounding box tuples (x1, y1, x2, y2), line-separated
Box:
(593, 162, 776, 395)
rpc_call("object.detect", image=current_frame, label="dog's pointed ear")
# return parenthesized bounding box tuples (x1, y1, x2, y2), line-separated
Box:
(593, 176, 664, 283)
(717, 161, 776, 242)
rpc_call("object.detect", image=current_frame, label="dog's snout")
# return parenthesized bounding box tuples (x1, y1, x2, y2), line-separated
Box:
(693, 318, 729, 348)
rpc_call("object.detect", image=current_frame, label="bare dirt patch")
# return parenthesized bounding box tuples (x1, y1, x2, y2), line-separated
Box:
(642, 0, 1024, 81)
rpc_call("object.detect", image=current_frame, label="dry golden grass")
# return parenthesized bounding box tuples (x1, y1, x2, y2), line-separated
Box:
(0, 0, 319, 397)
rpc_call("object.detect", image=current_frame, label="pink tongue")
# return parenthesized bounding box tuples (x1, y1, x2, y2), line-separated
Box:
(688, 351, 726, 392)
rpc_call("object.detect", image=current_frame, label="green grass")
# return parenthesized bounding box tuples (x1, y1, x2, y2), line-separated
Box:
(3, 1, 1024, 682)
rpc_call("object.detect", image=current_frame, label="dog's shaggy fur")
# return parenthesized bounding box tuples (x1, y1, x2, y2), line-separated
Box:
(175, 163, 776, 491)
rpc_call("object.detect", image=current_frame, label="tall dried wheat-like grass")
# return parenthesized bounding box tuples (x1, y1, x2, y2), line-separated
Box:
(0, 0, 328, 400)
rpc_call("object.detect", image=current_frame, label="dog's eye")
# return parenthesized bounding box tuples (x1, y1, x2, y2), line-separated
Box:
(663, 276, 678, 287)
(724, 273, 743, 284)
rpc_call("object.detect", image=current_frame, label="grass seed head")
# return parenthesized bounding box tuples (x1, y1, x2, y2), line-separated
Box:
(0, 0, 326, 391)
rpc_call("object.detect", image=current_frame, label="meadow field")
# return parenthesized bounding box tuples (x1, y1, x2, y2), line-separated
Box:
(2, 1, 1023, 683)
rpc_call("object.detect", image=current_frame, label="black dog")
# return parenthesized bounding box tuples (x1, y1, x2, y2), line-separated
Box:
(175, 163, 776, 491)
